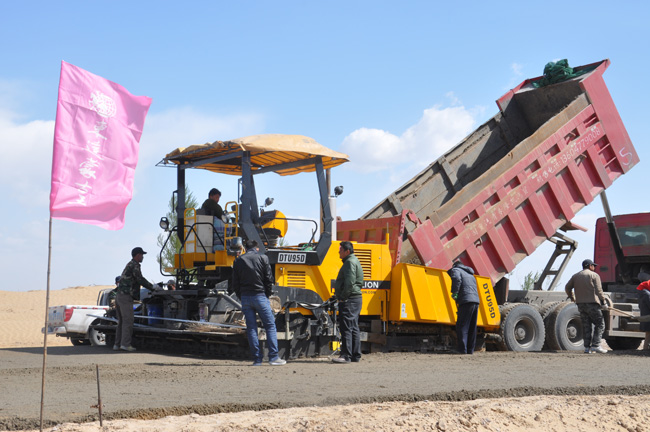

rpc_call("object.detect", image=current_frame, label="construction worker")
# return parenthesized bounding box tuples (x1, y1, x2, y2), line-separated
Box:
(332, 241, 363, 363)
(201, 188, 226, 250)
(565, 259, 609, 354)
(114, 247, 154, 352)
(233, 239, 286, 366)
(637, 280, 650, 350)
(200, 188, 224, 219)
(108, 276, 121, 307)
(448, 261, 480, 354)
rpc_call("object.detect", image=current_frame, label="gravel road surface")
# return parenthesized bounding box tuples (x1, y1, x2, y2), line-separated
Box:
(1, 345, 649, 430)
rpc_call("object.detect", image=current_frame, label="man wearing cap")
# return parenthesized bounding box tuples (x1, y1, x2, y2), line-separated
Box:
(565, 259, 609, 354)
(114, 247, 154, 352)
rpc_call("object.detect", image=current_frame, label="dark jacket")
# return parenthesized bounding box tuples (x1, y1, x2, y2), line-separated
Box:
(117, 259, 153, 299)
(564, 269, 606, 304)
(232, 249, 274, 297)
(334, 253, 363, 301)
(201, 198, 223, 219)
(448, 262, 479, 305)
(638, 285, 650, 332)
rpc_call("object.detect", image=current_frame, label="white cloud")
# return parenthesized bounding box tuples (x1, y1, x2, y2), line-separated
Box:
(0, 116, 55, 207)
(340, 127, 400, 172)
(139, 107, 265, 163)
(340, 100, 476, 174)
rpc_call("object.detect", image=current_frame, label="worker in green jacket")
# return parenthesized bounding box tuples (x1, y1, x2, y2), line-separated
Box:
(332, 241, 364, 364)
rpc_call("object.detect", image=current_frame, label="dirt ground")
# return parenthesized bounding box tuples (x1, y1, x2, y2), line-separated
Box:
(2, 347, 650, 432)
(2, 286, 650, 432)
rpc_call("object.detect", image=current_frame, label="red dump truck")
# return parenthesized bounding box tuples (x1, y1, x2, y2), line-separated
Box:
(338, 59, 642, 351)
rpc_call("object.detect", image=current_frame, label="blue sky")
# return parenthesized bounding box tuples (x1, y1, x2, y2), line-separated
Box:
(1, 1, 648, 292)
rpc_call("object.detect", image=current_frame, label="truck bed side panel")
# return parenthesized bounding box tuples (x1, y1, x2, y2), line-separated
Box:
(341, 60, 638, 284)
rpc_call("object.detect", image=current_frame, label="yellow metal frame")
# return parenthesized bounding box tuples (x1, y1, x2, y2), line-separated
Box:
(274, 240, 393, 320)
(174, 215, 500, 331)
(388, 263, 500, 330)
(174, 206, 241, 270)
(274, 238, 500, 330)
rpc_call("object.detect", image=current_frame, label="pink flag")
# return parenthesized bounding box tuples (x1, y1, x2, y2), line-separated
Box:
(49, 61, 152, 230)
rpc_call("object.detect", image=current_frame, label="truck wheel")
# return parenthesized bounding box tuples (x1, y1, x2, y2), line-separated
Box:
(70, 338, 89, 346)
(539, 301, 562, 350)
(88, 327, 107, 347)
(497, 304, 545, 351)
(545, 302, 583, 351)
(539, 301, 562, 320)
(605, 337, 643, 351)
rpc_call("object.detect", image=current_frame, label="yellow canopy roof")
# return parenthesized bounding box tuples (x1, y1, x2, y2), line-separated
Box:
(164, 134, 349, 176)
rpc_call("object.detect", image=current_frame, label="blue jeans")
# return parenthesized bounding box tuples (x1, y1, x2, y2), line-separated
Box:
(241, 294, 280, 362)
(212, 217, 225, 251)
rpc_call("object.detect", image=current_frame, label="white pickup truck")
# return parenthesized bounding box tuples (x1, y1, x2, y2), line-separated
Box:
(41, 288, 113, 346)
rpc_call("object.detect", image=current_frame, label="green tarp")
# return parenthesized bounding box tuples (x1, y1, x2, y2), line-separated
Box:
(532, 59, 595, 88)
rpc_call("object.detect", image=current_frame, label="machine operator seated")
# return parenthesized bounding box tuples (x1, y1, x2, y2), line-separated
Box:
(200, 188, 226, 251)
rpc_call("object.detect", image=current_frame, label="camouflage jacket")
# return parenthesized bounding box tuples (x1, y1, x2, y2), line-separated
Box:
(117, 259, 153, 299)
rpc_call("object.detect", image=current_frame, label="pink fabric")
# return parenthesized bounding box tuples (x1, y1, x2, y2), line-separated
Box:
(50, 61, 152, 230)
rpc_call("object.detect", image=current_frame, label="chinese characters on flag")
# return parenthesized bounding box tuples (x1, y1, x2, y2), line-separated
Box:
(49, 61, 152, 230)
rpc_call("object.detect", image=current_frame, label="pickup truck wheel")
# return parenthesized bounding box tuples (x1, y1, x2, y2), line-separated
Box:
(545, 302, 583, 351)
(497, 304, 545, 352)
(70, 338, 89, 346)
(88, 327, 107, 347)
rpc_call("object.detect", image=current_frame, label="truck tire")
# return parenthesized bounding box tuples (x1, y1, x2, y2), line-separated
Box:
(497, 304, 545, 352)
(539, 301, 562, 350)
(88, 325, 107, 347)
(605, 336, 643, 351)
(545, 302, 583, 351)
(539, 301, 562, 320)
(70, 338, 89, 346)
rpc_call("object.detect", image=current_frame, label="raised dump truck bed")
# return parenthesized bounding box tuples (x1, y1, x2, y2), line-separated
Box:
(340, 60, 638, 288)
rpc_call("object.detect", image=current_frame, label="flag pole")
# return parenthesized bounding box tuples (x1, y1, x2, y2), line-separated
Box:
(40, 216, 53, 431)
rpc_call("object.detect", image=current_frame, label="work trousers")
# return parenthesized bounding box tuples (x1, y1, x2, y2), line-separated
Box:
(456, 302, 479, 354)
(115, 292, 134, 348)
(338, 296, 363, 361)
(577, 303, 605, 348)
